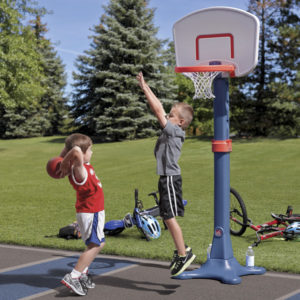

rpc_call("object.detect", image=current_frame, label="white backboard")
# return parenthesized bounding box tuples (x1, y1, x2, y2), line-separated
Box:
(173, 7, 260, 77)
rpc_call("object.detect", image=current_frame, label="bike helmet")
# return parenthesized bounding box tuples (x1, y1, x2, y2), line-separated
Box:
(284, 222, 300, 240)
(140, 215, 161, 240)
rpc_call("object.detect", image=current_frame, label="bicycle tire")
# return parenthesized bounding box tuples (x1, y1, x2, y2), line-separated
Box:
(230, 187, 248, 236)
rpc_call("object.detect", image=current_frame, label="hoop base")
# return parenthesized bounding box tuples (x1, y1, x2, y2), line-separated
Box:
(173, 257, 266, 285)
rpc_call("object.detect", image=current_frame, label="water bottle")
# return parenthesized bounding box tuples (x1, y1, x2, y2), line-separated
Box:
(207, 243, 212, 259)
(246, 246, 254, 268)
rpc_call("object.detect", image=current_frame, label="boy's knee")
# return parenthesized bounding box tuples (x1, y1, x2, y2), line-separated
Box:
(164, 217, 175, 224)
(87, 241, 105, 250)
(96, 241, 105, 251)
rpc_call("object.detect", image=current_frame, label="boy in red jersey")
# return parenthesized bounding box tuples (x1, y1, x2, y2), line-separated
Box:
(58, 133, 105, 296)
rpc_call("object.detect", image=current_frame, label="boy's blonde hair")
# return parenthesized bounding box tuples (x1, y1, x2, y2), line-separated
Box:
(65, 133, 92, 153)
(173, 102, 194, 130)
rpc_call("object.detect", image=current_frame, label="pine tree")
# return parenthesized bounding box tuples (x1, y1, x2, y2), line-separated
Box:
(265, 0, 300, 136)
(31, 15, 69, 135)
(230, 0, 300, 137)
(72, 0, 176, 141)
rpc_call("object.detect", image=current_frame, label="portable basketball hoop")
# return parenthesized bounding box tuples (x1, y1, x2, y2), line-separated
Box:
(175, 65, 235, 99)
(172, 7, 264, 285)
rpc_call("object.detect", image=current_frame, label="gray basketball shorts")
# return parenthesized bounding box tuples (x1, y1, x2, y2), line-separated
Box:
(158, 175, 184, 220)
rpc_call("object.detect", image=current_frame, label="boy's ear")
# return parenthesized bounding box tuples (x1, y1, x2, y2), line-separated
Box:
(179, 118, 185, 128)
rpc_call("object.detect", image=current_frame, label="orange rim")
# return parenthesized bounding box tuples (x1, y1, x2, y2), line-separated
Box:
(175, 65, 235, 77)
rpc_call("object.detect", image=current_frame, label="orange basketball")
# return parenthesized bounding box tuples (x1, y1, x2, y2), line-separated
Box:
(46, 157, 63, 179)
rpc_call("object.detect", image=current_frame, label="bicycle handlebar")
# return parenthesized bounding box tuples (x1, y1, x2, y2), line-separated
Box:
(271, 212, 300, 223)
(148, 191, 159, 205)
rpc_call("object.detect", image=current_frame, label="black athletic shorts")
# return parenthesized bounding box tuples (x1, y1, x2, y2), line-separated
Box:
(158, 175, 184, 220)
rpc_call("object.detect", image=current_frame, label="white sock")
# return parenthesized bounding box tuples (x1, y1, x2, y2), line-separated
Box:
(83, 267, 88, 274)
(71, 268, 82, 279)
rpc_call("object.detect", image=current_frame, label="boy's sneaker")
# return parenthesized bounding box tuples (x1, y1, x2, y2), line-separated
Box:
(171, 250, 196, 277)
(169, 245, 191, 270)
(61, 273, 88, 296)
(80, 273, 95, 289)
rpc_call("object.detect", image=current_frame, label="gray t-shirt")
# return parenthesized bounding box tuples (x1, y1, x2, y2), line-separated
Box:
(154, 120, 185, 176)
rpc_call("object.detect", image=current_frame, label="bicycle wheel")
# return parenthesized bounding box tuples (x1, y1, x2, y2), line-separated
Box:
(230, 187, 248, 236)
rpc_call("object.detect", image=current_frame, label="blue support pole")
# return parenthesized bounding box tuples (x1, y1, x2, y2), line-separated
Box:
(211, 76, 232, 260)
(174, 76, 265, 284)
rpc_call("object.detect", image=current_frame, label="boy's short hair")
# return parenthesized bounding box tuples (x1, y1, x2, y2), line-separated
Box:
(173, 102, 194, 130)
(65, 133, 92, 153)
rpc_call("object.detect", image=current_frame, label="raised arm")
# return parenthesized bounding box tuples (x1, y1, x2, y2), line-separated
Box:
(59, 146, 86, 182)
(136, 72, 167, 128)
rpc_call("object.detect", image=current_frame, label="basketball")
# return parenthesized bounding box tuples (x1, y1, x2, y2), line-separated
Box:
(46, 157, 63, 179)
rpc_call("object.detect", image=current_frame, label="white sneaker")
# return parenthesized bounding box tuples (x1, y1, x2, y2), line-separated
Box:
(61, 273, 87, 296)
(80, 273, 95, 289)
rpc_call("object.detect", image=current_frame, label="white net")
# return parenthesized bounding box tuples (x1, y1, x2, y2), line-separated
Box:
(184, 71, 221, 99)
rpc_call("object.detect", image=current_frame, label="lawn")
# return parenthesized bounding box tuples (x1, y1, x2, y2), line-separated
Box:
(0, 136, 299, 273)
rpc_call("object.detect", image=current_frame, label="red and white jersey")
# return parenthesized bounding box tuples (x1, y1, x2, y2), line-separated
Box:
(68, 163, 104, 213)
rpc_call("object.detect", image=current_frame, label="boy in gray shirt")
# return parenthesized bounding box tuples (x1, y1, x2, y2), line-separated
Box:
(137, 72, 196, 277)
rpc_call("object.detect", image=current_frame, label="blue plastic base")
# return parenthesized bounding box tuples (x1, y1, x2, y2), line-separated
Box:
(173, 257, 266, 285)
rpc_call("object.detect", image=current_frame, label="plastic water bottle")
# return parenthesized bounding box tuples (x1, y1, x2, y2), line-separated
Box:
(246, 246, 254, 268)
(207, 243, 212, 259)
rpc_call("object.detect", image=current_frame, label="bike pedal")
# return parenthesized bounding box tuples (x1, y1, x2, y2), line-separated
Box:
(286, 205, 293, 217)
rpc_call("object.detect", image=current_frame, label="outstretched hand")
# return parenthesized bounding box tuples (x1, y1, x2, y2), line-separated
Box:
(135, 71, 167, 128)
(136, 71, 146, 90)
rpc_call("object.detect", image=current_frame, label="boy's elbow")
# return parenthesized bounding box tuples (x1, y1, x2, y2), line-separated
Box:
(72, 146, 83, 157)
(72, 146, 82, 153)
(70, 147, 84, 164)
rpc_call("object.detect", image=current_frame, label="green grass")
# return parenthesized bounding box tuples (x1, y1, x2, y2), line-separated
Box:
(0, 136, 299, 273)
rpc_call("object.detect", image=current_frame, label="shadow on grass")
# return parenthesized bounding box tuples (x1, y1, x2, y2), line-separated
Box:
(186, 135, 299, 144)
(42, 137, 66, 144)
(42, 136, 124, 145)
(105, 233, 153, 243)
(186, 135, 212, 142)
(41, 135, 299, 147)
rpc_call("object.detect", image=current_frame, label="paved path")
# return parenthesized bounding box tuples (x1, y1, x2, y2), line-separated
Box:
(0, 244, 299, 300)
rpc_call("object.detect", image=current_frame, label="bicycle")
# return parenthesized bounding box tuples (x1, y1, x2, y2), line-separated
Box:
(229, 187, 300, 246)
(104, 189, 187, 241)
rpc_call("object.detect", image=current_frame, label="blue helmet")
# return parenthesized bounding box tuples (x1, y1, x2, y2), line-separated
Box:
(140, 215, 161, 240)
(284, 222, 300, 240)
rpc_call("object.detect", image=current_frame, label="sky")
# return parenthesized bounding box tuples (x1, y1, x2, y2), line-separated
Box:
(35, 0, 249, 95)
